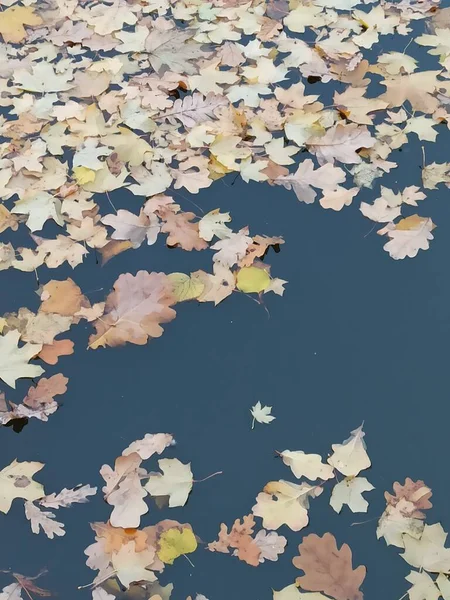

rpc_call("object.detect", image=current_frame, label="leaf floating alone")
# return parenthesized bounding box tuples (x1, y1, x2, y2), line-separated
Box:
(250, 401, 275, 428)
(293, 533, 366, 600)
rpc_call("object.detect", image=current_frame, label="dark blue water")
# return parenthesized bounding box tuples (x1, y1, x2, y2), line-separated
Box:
(2, 153, 450, 599)
(2, 13, 450, 600)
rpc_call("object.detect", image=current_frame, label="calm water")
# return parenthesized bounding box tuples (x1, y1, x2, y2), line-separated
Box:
(2, 24, 450, 600)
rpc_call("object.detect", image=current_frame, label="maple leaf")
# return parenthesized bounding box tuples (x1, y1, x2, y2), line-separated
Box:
(0, 459, 44, 513)
(145, 458, 193, 508)
(308, 124, 375, 165)
(0, 6, 42, 43)
(293, 533, 366, 600)
(145, 29, 208, 75)
(14, 62, 74, 93)
(327, 424, 371, 477)
(31, 235, 88, 269)
(280, 451, 334, 481)
(88, 271, 176, 349)
(274, 159, 346, 204)
(378, 215, 435, 260)
(251, 401, 275, 428)
(405, 571, 441, 600)
(402, 524, 450, 573)
(24, 501, 65, 539)
(252, 480, 322, 531)
(199, 209, 232, 242)
(12, 192, 64, 232)
(379, 71, 441, 113)
(0, 330, 43, 389)
(334, 87, 388, 125)
(330, 477, 374, 514)
(160, 93, 228, 128)
(40, 484, 97, 509)
(102, 209, 160, 249)
(360, 198, 401, 223)
(422, 162, 450, 189)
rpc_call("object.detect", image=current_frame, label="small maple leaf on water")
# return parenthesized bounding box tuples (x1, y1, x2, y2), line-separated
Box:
(250, 401, 275, 428)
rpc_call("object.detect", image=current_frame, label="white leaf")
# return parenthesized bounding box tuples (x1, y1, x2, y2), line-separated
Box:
(329, 476, 374, 513)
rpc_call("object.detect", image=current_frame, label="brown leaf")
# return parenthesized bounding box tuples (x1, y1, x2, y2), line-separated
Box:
(88, 271, 176, 349)
(23, 374, 68, 409)
(239, 235, 284, 267)
(208, 515, 261, 567)
(160, 210, 208, 251)
(384, 478, 432, 519)
(293, 533, 366, 600)
(38, 339, 74, 365)
(40, 278, 88, 317)
(99, 240, 133, 265)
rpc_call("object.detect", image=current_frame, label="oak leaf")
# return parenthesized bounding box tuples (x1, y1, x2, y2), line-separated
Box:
(274, 159, 346, 204)
(24, 501, 65, 539)
(102, 209, 160, 249)
(38, 339, 74, 365)
(293, 533, 366, 600)
(385, 478, 432, 519)
(88, 271, 176, 349)
(160, 210, 207, 251)
(122, 433, 174, 460)
(160, 93, 228, 128)
(378, 215, 435, 260)
(208, 514, 261, 566)
(40, 484, 97, 509)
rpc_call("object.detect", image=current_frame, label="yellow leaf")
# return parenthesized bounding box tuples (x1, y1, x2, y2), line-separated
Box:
(157, 527, 197, 565)
(167, 273, 205, 302)
(236, 267, 270, 293)
(0, 6, 42, 44)
(73, 166, 96, 185)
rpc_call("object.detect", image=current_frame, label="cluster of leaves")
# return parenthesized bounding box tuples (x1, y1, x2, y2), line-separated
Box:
(2, 423, 450, 600)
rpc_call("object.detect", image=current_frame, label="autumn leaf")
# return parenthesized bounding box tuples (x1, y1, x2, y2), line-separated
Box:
(160, 93, 228, 128)
(280, 451, 334, 481)
(38, 339, 74, 365)
(330, 477, 374, 513)
(157, 526, 198, 565)
(274, 159, 346, 204)
(402, 523, 450, 573)
(237, 267, 271, 293)
(0, 330, 44, 389)
(378, 215, 435, 260)
(146, 458, 193, 508)
(308, 124, 375, 166)
(250, 401, 275, 427)
(0, 459, 45, 513)
(327, 424, 371, 477)
(208, 514, 261, 567)
(24, 502, 65, 539)
(0, 6, 42, 43)
(385, 478, 432, 518)
(252, 480, 322, 531)
(102, 209, 160, 249)
(88, 271, 176, 349)
(293, 533, 366, 600)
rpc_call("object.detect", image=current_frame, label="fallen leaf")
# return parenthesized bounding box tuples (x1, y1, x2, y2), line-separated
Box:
(24, 501, 65, 539)
(293, 533, 366, 600)
(330, 477, 374, 513)
(327, 424, 371, 477)
(157, 526, 197, 565)
(251, 401, 275, 428)
(0, 330, 43, 389)
(146, 458, 193, 508)
(280, 451, 334, 481)
(0, 459, 44, 513)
